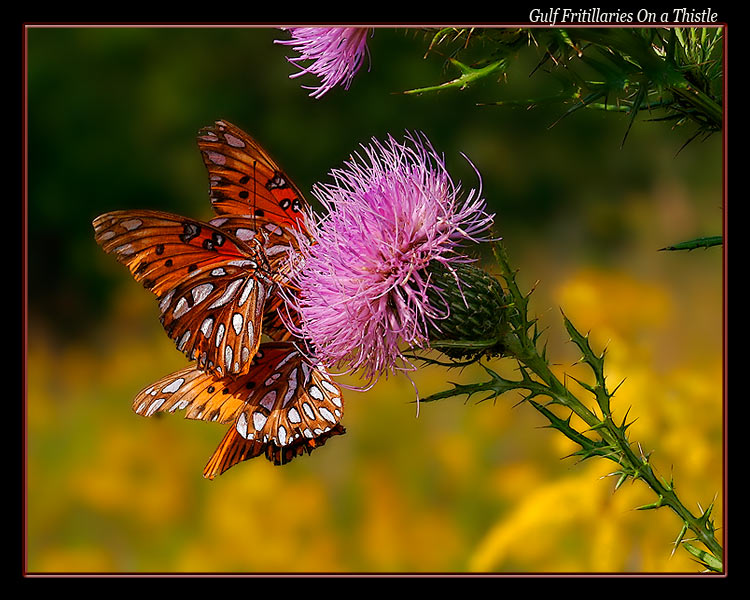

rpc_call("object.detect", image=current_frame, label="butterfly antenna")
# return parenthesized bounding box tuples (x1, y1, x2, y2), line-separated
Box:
(252, 159, 258, 230)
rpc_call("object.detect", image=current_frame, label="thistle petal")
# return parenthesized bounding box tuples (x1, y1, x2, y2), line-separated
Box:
(275, 27, 371, 99)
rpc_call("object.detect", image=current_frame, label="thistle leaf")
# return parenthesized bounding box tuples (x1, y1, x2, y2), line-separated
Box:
(403, 58, 507, 95)
(682, 543, 723, 573)
(658, 235, 723, 251)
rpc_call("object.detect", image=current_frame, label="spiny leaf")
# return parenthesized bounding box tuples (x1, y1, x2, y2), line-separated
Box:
(561, 311, 606, 378)
(659, 235, 723, 251)
(682, 543, 723, 573)
(402, 58, 507, 95)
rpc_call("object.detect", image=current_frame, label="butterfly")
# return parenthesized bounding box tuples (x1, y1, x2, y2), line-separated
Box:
(93, 120, 345, 476)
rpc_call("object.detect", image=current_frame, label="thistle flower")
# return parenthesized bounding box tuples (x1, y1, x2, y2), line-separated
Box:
(282, 131, 500, 386)
(275, 27, 371, 99)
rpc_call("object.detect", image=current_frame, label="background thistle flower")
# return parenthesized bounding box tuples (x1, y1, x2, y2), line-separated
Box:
(283, 131, 497, 385)
(275, 27, 371, 98)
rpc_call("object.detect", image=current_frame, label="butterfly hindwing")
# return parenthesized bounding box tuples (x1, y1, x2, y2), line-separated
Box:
(132, 364, 249, 424)
(202, 422, 346, 479)
(198, 120, 309, 231)
(232, 343, 345, 453)
(132, 342, 346, 478)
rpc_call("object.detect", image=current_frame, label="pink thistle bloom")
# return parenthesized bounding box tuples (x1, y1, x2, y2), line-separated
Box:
(275, 27, 371, 99)
(282, 132, 496, 386)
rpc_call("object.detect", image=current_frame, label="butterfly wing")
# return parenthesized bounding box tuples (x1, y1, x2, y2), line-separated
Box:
(207, 215, 303, 342)
(198, 120, 309, 232)
(93, 210, 271, 375)
(204, 421, 346, 479)
(132, 342, 346, 478)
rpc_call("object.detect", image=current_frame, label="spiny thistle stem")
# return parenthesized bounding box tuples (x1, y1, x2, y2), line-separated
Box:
(493, 243, 723, 569)
(422, 242, 723, 571)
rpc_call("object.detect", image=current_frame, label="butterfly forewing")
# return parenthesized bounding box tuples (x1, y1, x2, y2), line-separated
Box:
(198, 120, 309, 231)
(93, 210, 270, 375)
(208, 214, 303, 278)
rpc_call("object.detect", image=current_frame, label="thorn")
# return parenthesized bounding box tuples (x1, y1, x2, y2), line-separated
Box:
(635, 495, 665, 511)
(670, 523, 689, 558)
(611, 377, 627, 396)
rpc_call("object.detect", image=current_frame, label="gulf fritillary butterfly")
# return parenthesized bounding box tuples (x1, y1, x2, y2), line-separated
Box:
(93, 120, 345, 477)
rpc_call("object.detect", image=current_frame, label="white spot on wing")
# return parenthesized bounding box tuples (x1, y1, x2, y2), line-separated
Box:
(177, 331, 191, 351)
(259, 391, 276, 411)
(288, 407, 301, 424)
(232, 313, 243, 335)
(163, 377, 185, 393)
(264, 223, 283, 236)
(201, 317, 214, 337)
(173, 297, 190, 318)
(145, 397, 165, 417)
(302, 402, 315, 420)
(121, 218, 143, 231)
(208, 279, 243, 309)
(320, 379, 339, 396)
(206, 151, 226, 165)
(264, 372, 281, 386)
(319, 407, 336, 423)
(283, 369, 298, 407)
(276, 351, 298, 369)
(159, 290, 174, 314)
(238, 278, 254, 307)
(265, 244, 292, 256)
(237, 412, 248, 438)
(235, 228, 256, 241)
(192, 283, 214, 304)
(253, 411, 267, 431)
(224, 133, 246, 148)
(228, 259, 257, 268)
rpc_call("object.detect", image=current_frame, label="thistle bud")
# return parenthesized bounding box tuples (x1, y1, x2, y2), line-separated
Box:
(425, 262, 510, 360)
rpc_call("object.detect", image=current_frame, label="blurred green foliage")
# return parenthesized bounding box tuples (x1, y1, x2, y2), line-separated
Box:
(27, 26, 721, 340)
(25, 26, 723, 573)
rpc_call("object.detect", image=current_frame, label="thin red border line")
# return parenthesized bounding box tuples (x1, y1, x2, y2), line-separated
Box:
(22, 22, 29, 579)
(721, 23, 728, 576)
(21, 18, 728, 27)
(20, 22, 728, 578)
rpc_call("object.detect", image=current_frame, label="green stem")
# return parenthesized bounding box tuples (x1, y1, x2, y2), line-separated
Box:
(492, 243, 723, 567)
(520, 346, 722, 560)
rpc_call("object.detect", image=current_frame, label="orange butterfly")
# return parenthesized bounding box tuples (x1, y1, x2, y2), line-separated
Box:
(93, 120, 345, 477)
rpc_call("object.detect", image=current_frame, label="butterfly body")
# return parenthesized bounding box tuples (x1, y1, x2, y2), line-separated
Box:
(93, 120, 345, 476)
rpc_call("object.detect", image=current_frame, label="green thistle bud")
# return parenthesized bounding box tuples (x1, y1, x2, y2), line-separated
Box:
(425, 262, 510, 360)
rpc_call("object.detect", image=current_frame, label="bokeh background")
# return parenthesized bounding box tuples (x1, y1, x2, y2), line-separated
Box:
(25, 26, 724, 573)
